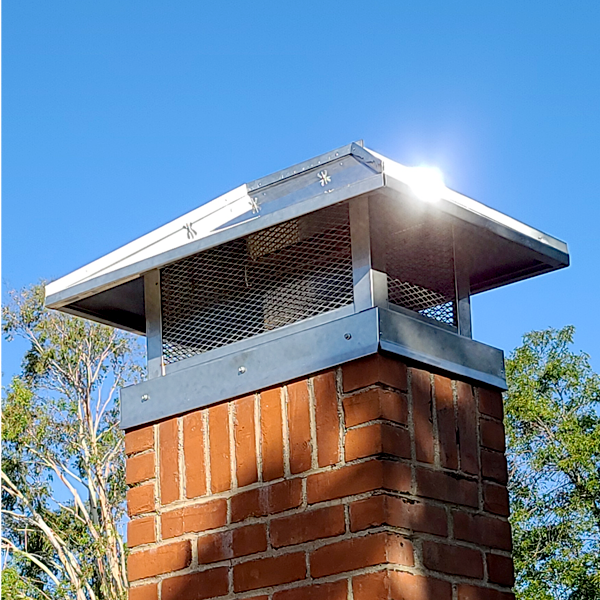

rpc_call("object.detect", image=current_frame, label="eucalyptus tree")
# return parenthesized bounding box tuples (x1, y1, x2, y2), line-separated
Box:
(2, 284, 143, 600)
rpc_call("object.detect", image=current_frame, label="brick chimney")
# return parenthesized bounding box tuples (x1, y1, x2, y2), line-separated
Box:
(125, 354, 514, 600)
(45, 142, 568, 600)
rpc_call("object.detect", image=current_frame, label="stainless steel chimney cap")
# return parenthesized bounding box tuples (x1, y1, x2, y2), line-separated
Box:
(45, 142, 568, 333)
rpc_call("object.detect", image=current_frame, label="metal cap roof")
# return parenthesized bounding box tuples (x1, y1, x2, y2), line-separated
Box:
(45, 142, 569, 334)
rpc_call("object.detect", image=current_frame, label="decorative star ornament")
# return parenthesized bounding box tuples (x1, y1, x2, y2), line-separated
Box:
(317, 170, 331, 187)
(183, 223, 197, 239)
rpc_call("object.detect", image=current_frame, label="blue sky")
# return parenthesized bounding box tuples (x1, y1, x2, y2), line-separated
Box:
(4, 1, 600, 376)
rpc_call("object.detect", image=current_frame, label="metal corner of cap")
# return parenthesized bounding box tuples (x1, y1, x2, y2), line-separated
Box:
(44, 290, 63, 310)
(350, 144, 383, 173)
(377, 307, 506, 390)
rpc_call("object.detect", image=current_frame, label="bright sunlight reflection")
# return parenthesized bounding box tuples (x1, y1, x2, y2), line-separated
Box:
(404, 166, 447, 203)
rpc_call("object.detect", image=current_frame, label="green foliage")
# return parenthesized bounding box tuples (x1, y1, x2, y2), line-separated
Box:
(506, 326, 600, 600)
(2, 284, 144, 599)
(1, 567, 29, 600)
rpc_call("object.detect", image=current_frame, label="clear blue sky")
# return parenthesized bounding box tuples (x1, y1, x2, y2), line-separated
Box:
(4, 1, 600, 376)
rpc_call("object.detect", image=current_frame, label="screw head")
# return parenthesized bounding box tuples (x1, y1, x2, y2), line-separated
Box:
(141, 394, 150, 402)
(238, 366, 247, 375)
(344, 332, 352, 340)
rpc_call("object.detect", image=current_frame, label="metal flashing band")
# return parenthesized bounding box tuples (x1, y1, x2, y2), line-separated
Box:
(120, 307, 506, 429)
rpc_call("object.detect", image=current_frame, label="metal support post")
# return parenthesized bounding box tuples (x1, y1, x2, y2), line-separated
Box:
(349, 196, 388, 312)
(144, 269, 164, 378)
(453, 225, 472, 338)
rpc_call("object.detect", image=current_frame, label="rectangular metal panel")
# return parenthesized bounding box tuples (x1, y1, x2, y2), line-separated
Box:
(247, 143, 382, 192)
(120, 308, 379, 429)
(378, 307, 506, 390)
(381, 171, 569, 260)
(46, 174, 384, 314)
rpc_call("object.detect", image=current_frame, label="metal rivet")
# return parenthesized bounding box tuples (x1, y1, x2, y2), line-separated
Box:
(238, 366, 247, 375)
(344, 332, 352, 340)
(141, 394, 150, 402)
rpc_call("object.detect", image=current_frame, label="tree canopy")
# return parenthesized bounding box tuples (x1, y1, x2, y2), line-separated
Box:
(506, 326, 600, 599)
(1, 284, 143, 600)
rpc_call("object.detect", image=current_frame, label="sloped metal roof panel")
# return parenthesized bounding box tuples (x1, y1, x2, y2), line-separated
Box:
(45, 141, 569, 333)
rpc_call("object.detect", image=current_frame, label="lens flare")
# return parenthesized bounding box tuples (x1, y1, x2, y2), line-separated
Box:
(405, 166, 446, 203)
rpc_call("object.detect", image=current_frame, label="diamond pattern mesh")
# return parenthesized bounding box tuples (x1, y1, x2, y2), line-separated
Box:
(375, 198, 457, 327)
(160, 204, 353, 364)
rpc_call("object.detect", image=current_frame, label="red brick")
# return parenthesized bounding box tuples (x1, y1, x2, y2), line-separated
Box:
(342, 354, 408, 392)
(127, 516, 156, 547)
(197, 524, 267, 564)
(260, 388, 284, 481)
(484, 482, 510, 516)
(350, 495, 388, 532)
(159, 419, 180, 504)
(287, 380, 312, 474)
(162, 568, 229, 600)
(478, 387, 504, 420)
(273, 581, 347, 600)
(234, 395, 258, 487)
(183, 411, 206, 498)
(231, 478, 302, 522)
(161, 499, 227, 539)
(435, 375, 458, 470)
(453, 512, 512, 551)
(343, 388, 408, 427)
(233, 523, 267, 557)
(129, 583, 158, 600)
(458, 585, 515, 600)
(416, 467, 478, 507)
(128, 540, 191, 580)
(233, 552, 306, 592)
(126, 426, 154, 456)
(456, 381, 478, 475)
(313, 371, 340, 467)
(422, 540, 483, 578)
(126, 453, 155, 485)
(310, 532, 413, 577)
(197, 530, 230, 564)
(307, 460, 411, 504)
(487, 553, 515, 586)
(481, 418, 506, 452)
(345, 423, 410, 461)
(481, 449, 508, 484)
(350, 494, 447, 537)
(209, 403, 231, 493)
(127, 484, 155, 516)
(411, 368, 435, 463)
(353, 570, 452, 600)
(271, 505, 345, 548)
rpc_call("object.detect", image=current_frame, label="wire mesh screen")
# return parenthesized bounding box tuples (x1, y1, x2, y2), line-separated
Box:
(375, 197, 457, 327)
(160, 204, 354, 364)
